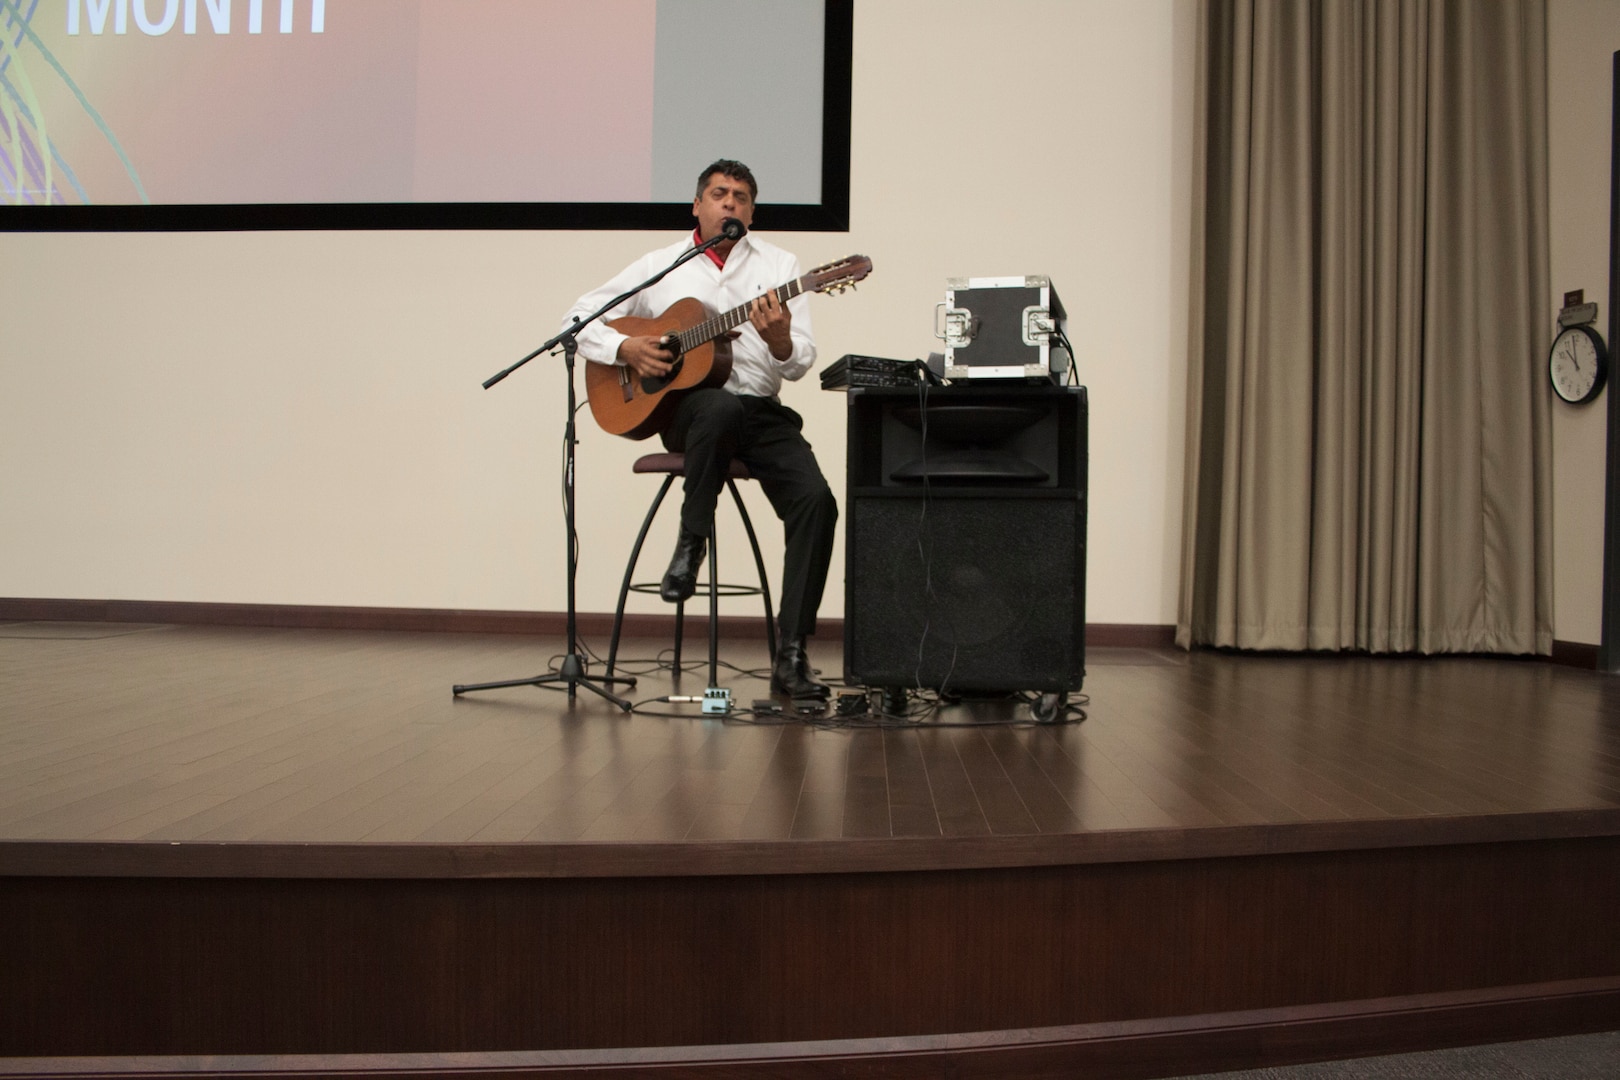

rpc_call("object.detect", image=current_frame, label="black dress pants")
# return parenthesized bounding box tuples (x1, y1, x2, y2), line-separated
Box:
(661, 389, 838, 640)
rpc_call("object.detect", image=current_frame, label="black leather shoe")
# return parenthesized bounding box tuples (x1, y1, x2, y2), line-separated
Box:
(659, 527, 707, 603)
(771, 637, 830, 698)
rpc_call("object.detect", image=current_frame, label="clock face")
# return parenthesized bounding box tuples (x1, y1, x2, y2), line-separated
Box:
(1549, 325, 1607, 404)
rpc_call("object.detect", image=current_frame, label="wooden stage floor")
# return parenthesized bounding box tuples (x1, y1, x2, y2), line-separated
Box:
(3, 621, 1619, 846)
(5, 621, 1620, 1077)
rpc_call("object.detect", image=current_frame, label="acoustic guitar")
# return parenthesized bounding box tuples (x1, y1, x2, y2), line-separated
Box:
(585, 254, 873, 439)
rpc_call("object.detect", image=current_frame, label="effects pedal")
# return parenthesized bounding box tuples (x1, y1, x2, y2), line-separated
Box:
(835, 691, 870, 718)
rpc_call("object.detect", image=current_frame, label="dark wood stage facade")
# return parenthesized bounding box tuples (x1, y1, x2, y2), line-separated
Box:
(2, 617, 1619, 1078)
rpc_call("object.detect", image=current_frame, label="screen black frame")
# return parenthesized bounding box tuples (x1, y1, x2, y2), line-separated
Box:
(2, 0, 852, 234)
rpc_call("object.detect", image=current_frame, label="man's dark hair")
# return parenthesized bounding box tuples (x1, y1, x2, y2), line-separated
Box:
(695, 159, 758, 201)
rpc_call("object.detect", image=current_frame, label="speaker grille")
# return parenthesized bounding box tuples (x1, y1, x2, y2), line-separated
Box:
(846, 496, 1083, 692)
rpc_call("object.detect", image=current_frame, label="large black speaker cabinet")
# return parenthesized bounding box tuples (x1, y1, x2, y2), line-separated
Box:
(844, 385, 1087, 693)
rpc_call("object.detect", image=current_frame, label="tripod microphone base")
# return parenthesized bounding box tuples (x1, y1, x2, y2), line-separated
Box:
(453, 653, 635, 711)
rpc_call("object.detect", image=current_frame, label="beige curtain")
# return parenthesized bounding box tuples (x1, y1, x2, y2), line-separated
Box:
(1178, 0, 1553, 654)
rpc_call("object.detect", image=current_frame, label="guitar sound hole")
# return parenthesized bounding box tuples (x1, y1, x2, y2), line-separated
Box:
(640, 355, 684, 395)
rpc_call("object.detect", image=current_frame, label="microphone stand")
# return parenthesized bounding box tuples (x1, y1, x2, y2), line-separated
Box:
(452, 230, 737, 708)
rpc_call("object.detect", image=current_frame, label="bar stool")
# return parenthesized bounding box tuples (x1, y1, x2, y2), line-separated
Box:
(605, 453, 778, 685)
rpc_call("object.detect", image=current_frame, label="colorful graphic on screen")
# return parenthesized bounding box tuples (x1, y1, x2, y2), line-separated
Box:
(1, 0, 824, 208)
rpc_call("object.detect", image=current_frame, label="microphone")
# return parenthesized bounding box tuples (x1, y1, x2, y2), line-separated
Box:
(691, 217, 748, 256)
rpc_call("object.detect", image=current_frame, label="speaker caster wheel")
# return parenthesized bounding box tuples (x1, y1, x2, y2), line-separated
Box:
(1031, 691, 1066, 723)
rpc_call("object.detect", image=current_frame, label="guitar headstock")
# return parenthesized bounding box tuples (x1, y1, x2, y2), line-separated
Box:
(806, 254, 873, 296)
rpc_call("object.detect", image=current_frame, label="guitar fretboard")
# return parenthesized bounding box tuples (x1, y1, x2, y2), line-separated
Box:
(675, 278, 806, 354)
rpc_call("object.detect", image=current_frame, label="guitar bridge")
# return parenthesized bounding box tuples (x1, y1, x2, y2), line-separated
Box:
(617, 363, 634, 403)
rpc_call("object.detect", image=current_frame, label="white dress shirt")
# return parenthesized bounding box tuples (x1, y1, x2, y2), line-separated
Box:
(564, 233, 817, 399)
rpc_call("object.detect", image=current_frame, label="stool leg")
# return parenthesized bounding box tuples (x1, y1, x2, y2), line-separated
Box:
(608, 475, 676, 677)
(728, 479, 778, 664)
(672, 597, 684, 669)
(708, 524, 720, 687)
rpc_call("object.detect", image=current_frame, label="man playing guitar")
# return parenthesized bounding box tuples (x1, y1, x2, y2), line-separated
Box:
(564, 159, 837, 700)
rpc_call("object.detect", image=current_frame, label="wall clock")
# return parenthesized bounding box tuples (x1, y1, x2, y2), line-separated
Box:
(1549, 323, 1608, 404)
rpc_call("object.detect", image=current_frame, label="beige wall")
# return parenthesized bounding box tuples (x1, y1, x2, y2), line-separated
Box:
(5, 1, 1609, 644)
(1, 1, 1195, 627)
(1549, 0, 1620, 646)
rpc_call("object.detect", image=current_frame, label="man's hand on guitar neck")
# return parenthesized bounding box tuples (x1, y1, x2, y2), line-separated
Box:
(616, 335, 676, 379)
(749, 293, 793, 361)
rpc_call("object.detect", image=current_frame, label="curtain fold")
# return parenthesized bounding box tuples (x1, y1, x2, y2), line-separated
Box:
(1179, 0, 1552, 655)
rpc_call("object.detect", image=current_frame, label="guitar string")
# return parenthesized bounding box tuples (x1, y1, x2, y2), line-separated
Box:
(676, 280, 806, 354)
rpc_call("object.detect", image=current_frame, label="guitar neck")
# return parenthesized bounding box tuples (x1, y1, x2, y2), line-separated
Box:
(676, 277, 806, 353)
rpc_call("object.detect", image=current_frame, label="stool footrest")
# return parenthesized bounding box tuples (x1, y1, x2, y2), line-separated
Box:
(627, 582, 767, 599)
